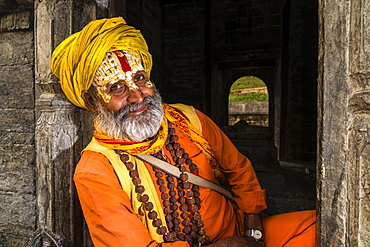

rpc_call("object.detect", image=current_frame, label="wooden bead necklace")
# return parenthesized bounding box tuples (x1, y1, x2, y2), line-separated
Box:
(115, 123, 210, 246)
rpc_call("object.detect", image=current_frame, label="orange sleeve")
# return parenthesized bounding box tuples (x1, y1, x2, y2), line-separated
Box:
(74, 150, 190, 247)
(195, 109, 267, 214)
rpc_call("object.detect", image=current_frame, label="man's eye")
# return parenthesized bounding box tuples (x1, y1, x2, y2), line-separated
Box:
(110, 82, 126, 95)
(134, 74, 148, 87)
(134, 75, 145, 82)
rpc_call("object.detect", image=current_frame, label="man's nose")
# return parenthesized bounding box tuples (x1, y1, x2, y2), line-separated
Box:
(127, 88, 144, 103)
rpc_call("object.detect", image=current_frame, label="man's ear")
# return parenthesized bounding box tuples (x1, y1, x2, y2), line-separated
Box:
(81, 91, 98, 113)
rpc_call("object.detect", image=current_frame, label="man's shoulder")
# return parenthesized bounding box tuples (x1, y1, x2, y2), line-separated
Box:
(168, 103, 202, 131)
(76, 150, 112, 175)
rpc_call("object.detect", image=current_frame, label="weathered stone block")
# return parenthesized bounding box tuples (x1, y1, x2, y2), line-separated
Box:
(0, 145, 35, 243)
(15, 0, 33, 5)
(0, 0, 18, 13)
(0, 234, 29, 247)
(0, 192, 36, 244)
(0, 109, 34, 132)
(0, 31, 34, 66)
(0, 65, 34, 109)
(0, 144, 35, 193)
(0, 131, 34, 145)
(229, 102, 268, 114)
(0, 83, 34, 109)
(0, 11, 31, 31)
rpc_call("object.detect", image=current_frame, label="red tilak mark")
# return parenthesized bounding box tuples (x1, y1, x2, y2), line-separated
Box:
(115, 52, 131, 72)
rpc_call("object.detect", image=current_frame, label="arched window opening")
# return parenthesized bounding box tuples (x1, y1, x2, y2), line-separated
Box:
(228, 76, 269, 126)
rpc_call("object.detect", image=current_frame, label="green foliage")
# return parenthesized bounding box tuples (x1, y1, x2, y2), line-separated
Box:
(229, 76, 268, 102)
(230, 76, 266, 90)
(229, 92, 269, 102)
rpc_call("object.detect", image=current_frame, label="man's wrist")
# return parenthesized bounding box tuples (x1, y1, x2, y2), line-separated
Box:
(244, 213, 265, 245)
(245, 229, 263, 240)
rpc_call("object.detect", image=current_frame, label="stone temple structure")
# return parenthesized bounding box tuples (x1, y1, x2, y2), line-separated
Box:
(0, 0, 368, 246)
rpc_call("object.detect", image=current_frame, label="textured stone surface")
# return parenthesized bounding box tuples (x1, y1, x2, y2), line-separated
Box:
(0, 65, 34, 109)
(0, 0, 33, 14)
(0, 27, 34, 66)
(162, 2, 205, 110)
(229, 102, 268, 114)
(0, 11, 32, 31)
(347, 0, 370, 245)
(31, 1, 97, 246)
(280, 0, 318, 163)
(318, 0, 370, 246)
(0, 0, 18, 13)
(0, 6, 35, 247)
(0, 144, 36, 243)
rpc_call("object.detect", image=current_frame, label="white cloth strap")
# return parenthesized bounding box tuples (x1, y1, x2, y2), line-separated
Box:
(135, 154, 235, 203)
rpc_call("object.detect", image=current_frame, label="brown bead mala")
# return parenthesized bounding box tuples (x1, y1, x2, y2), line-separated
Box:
(115, 122, 211, 246)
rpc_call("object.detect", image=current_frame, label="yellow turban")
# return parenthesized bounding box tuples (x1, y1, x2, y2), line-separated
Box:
(50, 17, 152, 110)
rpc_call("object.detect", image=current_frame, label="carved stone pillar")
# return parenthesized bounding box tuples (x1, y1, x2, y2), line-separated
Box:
(318, 0, 370, 246)
(347, 0, 370, 245)
(31, 0, 101, 246)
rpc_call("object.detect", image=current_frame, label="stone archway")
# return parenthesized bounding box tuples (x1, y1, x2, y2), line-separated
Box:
(211, 49, 282, 155)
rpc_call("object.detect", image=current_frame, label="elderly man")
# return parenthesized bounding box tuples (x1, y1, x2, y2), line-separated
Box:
(51, 17, 315, 247)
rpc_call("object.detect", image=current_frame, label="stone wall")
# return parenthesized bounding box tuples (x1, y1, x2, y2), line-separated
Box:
(211, 0, 283, 52)
(318, 0, 370, 245)
(0, 9, 36, 247)
(159, 0, 318, 165)
(228, 102, 268, 126)
(160, 0, 284, 113)
(0, 0, 323, 246)
(280, 0, 318, 163)
(125, 1, 164, 90)
(229, 102, 268, 115)
(161, 1, 206, 110)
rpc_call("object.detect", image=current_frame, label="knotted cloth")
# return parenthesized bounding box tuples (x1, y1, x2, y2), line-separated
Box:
(50, 17, 152, 110)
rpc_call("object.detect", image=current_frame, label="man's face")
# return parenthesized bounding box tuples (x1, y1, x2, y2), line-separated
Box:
(92, 73, 163, 142)
(91, 50, 163, 142)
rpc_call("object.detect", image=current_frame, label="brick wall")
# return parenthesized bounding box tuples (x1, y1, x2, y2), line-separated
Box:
(0, 10, 36, 246)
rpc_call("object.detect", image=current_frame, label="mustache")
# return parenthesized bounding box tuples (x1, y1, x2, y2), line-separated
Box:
(114, 91, 161, 120)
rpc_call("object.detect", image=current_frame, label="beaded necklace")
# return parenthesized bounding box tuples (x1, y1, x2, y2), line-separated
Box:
(115, 123, 211, 246)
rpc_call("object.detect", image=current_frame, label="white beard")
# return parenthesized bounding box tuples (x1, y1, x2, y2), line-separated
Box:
(94, 90, 164, 142)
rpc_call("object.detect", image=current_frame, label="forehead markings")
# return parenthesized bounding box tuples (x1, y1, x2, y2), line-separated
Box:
(94, 51, 146, 102)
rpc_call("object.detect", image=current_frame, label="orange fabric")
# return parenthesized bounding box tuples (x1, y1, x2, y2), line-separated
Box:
(74, 108, 315, 247)
(262, 210, 316, 247)
(196, 109, 267, 213)
(75, 150, 191, 247)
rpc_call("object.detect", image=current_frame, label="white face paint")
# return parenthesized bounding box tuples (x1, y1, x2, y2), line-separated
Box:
(93, 50, 146, 103)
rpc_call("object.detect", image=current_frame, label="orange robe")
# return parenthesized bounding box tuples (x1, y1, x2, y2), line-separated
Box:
(74, 109, 315, 247)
